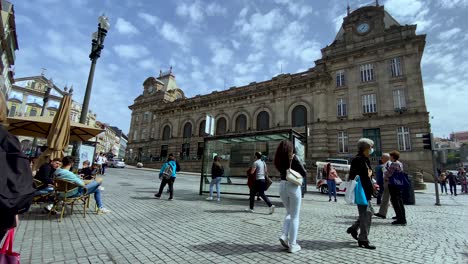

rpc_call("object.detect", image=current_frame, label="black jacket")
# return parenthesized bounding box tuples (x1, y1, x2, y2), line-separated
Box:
(349, 153, 374, 201)
(211, 163, 224, 178)
(35, 163, 55, 186)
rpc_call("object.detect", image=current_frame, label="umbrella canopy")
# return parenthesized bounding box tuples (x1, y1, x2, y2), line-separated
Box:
(33, 94, 72, 169)
(6, 116, 103, 142)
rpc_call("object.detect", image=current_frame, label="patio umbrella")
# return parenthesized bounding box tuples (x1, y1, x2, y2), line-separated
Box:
(34, 94, 72, 170)
(6, 116, 103, 142)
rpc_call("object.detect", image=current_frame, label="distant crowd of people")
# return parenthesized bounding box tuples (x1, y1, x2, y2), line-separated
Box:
(438, 168, 467, 196)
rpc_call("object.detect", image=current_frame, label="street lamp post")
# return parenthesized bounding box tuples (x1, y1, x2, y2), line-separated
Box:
(73, 15, 110, 164)
(30, 82, 52, 156)
(79, 15, 110, 125)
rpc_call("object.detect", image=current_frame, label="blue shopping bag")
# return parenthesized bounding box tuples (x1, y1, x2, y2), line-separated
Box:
(354, 176, 368, 206)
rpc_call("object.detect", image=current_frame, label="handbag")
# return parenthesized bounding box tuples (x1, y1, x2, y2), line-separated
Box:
(286, 155, 303, 186)
(344, 180, 356, 205)
(246, 168, 255, 189)
(389, 171, 410, 189)
(264, 162, 273, 191)
(354, 176, 368, 206)
(0, 228, 20, 264)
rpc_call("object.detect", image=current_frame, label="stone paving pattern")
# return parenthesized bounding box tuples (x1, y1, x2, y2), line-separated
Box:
(13, 168, 468, 264)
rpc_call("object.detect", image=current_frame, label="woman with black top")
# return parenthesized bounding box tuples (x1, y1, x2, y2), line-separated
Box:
(206, 156, 224, 201)
(274, 140, 307, 253)
(346, 138, 377, 249)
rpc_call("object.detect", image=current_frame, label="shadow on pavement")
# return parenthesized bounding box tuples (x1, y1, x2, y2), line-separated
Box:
(204, 209, 248, 214)
(192, 240, 355, 256)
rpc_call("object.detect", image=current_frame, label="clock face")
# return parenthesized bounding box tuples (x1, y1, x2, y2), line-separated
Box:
(148, 86, 154, 94)
(357, 23, 370, 34)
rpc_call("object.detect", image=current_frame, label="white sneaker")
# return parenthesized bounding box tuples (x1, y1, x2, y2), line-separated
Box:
(206, 197, 213, 201)
(98, 186, 105, 191)
(97, 208, 111, 214)
(244, 208, 254, 213)
(217, 198, 221, 202)
(279, 235, 289, 249)
(269, 205, 275, 215)
(288, 244, 301, 253)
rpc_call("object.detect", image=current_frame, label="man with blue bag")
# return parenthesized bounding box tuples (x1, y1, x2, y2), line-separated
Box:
(346, 138, 376, 250)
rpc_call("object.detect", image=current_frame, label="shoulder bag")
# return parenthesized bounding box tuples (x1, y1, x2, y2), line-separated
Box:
(286, 155, 303, 186)
(264, 161, 273, 191)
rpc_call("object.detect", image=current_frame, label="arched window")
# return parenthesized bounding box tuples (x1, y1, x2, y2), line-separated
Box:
(9, 105, 16, 117)
(216, 117, 227, 135)
(235, 114, 247, 132)
(183, 122, 192, 138)
(29, 108, 37, 117)
(162, 125, 171, 140)
(199, 120, 207, 136)
(292, 105, 307, 127)
(256, 111, 269, 131)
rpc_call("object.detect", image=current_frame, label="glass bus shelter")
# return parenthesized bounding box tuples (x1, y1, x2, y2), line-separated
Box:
(199, 129, 306, 197)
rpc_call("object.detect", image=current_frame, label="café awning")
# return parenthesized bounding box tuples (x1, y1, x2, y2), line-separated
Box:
(6, 116, 103, 142)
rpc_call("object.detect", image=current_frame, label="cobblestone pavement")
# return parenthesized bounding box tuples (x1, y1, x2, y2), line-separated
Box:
(13, 168, 468, 264)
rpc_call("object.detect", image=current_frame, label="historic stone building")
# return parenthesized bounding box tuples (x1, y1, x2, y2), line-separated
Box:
(127, 5, 433, 179)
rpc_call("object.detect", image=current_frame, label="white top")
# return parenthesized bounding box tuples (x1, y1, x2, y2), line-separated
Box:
(253, 159, 266, 180)
(96, 156, 104, 165)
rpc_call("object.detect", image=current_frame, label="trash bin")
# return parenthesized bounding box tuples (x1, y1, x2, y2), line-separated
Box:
(402, 175, 415, 205)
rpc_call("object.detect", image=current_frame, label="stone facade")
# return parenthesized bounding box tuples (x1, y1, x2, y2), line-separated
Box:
(0, 0, 19, 97)
(127, 6, 434, 180)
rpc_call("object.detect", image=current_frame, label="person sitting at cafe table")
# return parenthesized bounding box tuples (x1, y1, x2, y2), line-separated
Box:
(78, 160, 98, 180)
(54, 156, 111, 214)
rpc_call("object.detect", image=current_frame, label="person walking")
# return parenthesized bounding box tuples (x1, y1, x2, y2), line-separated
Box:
(458, 168, 467, 193)
(245, 152, 275, 214)
(439, 172, 448, 194)
(155, 153, 178, 200)
(101, 154, 108, 175)
(374, 153, 391, 219)
(346, 138, 376, 250)
(387, 151, 406, 225)
(375, 159, 384, 204)
(95, 153, 103, 174)
(447, 171, 457, 196)
(206, 156, 223, 201)
(274, 140, 307, 253)
(323, 163, 338, 202)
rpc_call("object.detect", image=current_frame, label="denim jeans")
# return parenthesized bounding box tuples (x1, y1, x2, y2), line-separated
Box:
(449, 183, 457, 195)
(440, 183, 447, 193)
(327, 179, 336, 199)
(209, 177, 222, 199)
(77, 181, 103, 209)
(279, 180, 302, 245)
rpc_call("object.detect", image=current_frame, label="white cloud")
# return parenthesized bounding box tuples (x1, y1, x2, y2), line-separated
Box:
(231, 40, 240, 49)
(206, 3, 227, 16)
(383, 0, 432, 32)
(211, 45, 233, 66)
(436, 0, 468, 8)
(274, 0, 313, 18)
(176, 1, 227, 24)
(160, 22, 190, 50)
(39, 29, 89, 66)
(138, 58, 157, 70)
(115, 18, 139, 35)
(273, 21, 322, 63)
(113, 44, 149, 59)
(137, 12, 159, 26)
(236, 9, 285, 49)
(247, 52, 264, 62)
(438, 27, 462, 40)
(176, 1, 204, 23)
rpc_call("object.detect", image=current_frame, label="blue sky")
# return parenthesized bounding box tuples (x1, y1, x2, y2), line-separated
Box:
(12, 0, 468, 137)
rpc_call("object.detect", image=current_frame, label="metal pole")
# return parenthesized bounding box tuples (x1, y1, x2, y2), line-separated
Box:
(431, 133, 441, 206)
(31, 86, 51, 156)
(79, 58, 97, 125)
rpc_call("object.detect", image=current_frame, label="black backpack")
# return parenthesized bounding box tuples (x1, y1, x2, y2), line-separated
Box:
(0, 126, 35, 216)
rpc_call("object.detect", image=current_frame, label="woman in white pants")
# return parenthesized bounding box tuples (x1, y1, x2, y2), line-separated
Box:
(274, 140, 307, 253)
